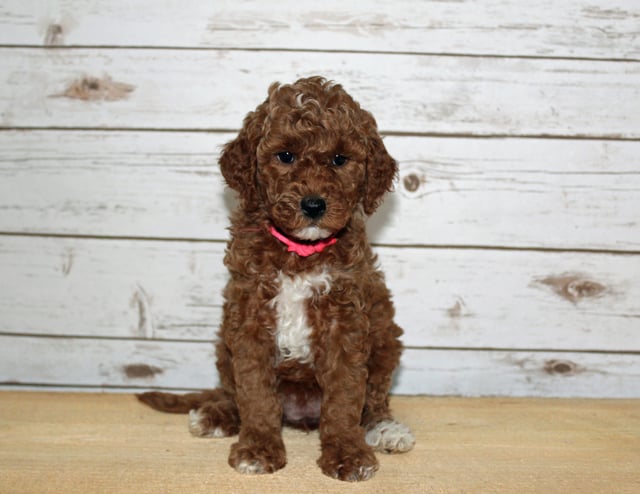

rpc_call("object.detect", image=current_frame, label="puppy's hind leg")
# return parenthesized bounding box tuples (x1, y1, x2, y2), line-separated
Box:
(189, 390, 240, 438)
(137, 388, 240, 438)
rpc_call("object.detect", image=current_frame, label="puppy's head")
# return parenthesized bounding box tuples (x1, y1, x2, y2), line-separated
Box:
(220, 76, 396, 241)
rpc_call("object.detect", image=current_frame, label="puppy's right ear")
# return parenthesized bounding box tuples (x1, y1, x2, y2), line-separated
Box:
(219, 109, 263, 211)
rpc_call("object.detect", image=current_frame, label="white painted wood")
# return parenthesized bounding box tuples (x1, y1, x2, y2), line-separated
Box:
(376, 136, 640, 250)
(1, 131, 638, 251)
(0, 1, 638, 398)
(0, 335, 219, 389)
(1, 336, 638, 398)
(397, 349, 640, 398)
(1, 235, 638, 351)
(0, 130, 234, 241)
(381, 248, 640, 352)
(1, 49, 639, 137)
(1, 1, 638, 60)
(0, 236, 226, 341)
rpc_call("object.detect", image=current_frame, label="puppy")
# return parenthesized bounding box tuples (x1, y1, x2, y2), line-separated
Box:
(138, 76, 414, 481)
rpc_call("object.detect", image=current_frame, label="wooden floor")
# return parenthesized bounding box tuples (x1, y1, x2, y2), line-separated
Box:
(1, 392, 638, 493)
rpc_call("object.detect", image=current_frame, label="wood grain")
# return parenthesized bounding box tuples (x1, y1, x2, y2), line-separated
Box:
(0, 336, 219, 390)
(2, 48, 639, 137)
(1, 131, 639, 250)
(399, 349, 640, 398)
(0, 131, 233, 242)
(1, 235, 639, 352)
(0, 2, 638, 399)
(1, 336, 639, 397)
(1, 1, 639, 60)
(3, 392, 640, 493)
(0, 236, 227, 341)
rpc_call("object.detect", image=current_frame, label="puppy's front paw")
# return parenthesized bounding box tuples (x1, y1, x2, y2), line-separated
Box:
(318, 441, 378, 482)
(228, 438, 286, 475)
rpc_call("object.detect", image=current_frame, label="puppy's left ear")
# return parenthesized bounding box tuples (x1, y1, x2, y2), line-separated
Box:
(363, 130, 397, 215)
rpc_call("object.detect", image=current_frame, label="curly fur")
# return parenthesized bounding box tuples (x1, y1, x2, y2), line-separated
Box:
(138, 76, 414, 481)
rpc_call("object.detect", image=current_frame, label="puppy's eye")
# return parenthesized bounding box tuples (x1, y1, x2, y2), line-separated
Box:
(332, 154, 348, 167)
(276, 151, 295, 164)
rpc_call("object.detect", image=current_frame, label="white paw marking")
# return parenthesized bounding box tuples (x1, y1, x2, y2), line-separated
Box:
(357, 464, 377, 481)
(334, 464, 377, 482)
(235, 459, 265, 475)
(365, 420, 415, 453)
(188, 409, 227, 438)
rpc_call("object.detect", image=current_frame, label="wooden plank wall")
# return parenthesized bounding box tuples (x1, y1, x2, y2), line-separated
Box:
(1, 1, 639, 397)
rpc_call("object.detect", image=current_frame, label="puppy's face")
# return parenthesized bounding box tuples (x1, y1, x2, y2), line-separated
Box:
(255, 92, 368, 241)
(220, 77, 397, 240)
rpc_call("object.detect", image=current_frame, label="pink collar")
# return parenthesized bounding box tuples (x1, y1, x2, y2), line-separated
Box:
(269, 226, 337, 257)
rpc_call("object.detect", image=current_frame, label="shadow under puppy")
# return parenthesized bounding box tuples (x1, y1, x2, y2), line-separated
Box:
(138, 76, 415, 482)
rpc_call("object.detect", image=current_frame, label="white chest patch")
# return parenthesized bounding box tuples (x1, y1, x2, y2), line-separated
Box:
(271, 269, 331, 363)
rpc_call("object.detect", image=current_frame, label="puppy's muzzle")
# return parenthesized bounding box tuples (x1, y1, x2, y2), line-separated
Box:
(300, 195, 326, 219)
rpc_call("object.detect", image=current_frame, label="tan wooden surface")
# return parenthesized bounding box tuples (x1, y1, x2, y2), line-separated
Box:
(0, 392, 638, 493)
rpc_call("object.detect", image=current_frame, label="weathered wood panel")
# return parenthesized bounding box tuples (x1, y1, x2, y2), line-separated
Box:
(0, 236, 226, 341)
(0, 335, 219, 389)
(1, 235, 638, 351)
(398, 349, 640, 398)
(1, 336, 638, 397)
(0, 1, 638, 399)
(2, 49, 639, 137)
(0, 131, 233, 242)
(376, 136, 640, 250)
(1, 131, 639, 250)
(1, 1, 639, 60)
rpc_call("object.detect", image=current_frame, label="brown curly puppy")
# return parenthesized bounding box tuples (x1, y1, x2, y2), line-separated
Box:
(138, 76, 414, 482)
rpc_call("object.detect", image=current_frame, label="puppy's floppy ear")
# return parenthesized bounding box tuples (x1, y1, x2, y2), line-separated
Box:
(363, 127, 397, 215)
(219, 108, 264, 211)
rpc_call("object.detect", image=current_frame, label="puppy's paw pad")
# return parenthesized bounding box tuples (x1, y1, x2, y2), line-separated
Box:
(365, 419, 415, 453)
(188, 409, 228, 438)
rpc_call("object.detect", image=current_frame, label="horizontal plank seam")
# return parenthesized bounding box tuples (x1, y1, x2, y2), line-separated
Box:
(2, 231, 639, 256)
(1, 332, 638, 355)
(2, 383, 625, 396)
(1, 127, 640, 142)
(0, 44, 638, 63)
(0, 231, 229, 245)
(403, 345, 640, 355)
(0, 382, 199, 391)
(372, 243, 640, 256)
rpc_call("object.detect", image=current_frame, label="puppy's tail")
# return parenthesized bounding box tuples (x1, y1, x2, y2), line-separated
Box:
(136, 389, 223, 414)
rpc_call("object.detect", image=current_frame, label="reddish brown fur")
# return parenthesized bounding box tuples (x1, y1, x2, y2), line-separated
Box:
(138, 76, 408, 481)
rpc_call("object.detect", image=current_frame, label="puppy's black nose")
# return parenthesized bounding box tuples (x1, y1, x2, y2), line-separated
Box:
(300, 196, 326, 219)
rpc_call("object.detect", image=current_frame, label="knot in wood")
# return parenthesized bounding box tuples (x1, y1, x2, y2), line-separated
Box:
(58, 76, 135, 102)
(537, 273, 606, 304)
(566, 279, 605, 301)
(403, 173, 422, 193)
(123, 364, 164, 379)
(544, 359, 578, 376)
(44, 23, 64, 46)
